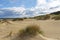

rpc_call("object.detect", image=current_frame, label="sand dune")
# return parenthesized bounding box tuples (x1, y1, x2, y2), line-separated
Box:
(0, 19, 60, 40)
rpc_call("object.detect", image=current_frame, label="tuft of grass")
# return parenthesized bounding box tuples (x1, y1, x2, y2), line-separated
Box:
(18, 25, 43, 38)
(12, 25, 43, 40)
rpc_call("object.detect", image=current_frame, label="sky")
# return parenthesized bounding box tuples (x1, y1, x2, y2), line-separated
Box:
(0, 0, 60, 18)
(0, 0, 60, 9)
(0, 0, 37, 8)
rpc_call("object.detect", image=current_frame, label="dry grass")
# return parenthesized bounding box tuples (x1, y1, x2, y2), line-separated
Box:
(18, 25, 43, 38)
(34, 14, 50, 20)
(52, 15, 60, 20)
(12, 25, 43, 40)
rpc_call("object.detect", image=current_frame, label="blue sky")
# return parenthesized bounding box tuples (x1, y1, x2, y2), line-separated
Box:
(0, 0, 37, 8)
(0, 0, 60, 18)
(0, 0, 60, 11)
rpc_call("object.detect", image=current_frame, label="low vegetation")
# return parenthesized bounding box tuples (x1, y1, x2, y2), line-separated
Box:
(50, 11, 60, 20)
(50, 11, 60, 15)
(12, 18, 24, 21)
(0, 19, 11, 24)
(52, 15, 60, 20)
(33, 14, 50, 20)
(18, 25, 43, 37)
(12, 25, 43, 40)
(0, 18, 24, 22)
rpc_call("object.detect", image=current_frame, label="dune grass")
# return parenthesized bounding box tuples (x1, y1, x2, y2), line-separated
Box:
(34, 14, 50, 20)
(12, 18, 24, 21)
(52, 15, 60, 20)
(11, 25, 44, 40)
(18, 25, 43, 38)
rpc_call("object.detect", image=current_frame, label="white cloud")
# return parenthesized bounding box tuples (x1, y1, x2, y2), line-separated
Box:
(3, 7, 26, 14)
(37, 0, 46, 6)
(44, 7, 60, 13)
(2, 6, 28, 17)
(47, 0, 60, 8)
(27, 0, 60, 16)
(36, 0, 60, 12)
(36, 0, 60, 7)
